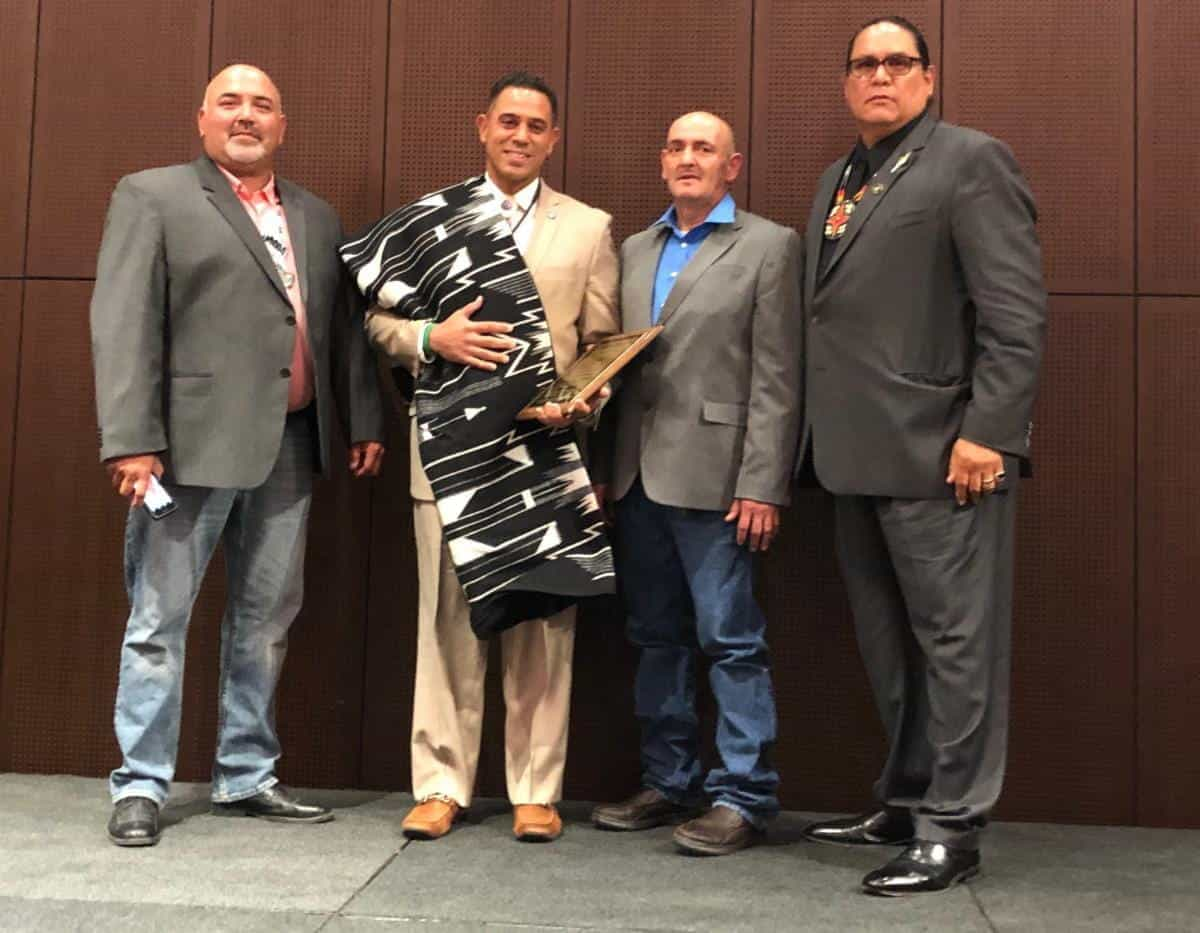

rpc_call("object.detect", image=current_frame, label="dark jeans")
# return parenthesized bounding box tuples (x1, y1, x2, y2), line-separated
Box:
(615, 479, 779, 827)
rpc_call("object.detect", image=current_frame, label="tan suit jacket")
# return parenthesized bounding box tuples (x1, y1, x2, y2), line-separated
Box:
(367, 179, 619, 807)
(365, 181, 620, 499)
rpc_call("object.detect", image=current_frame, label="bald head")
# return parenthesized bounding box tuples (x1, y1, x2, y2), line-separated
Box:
(660, 111, 743, 226)
(202, 64, 282, 111)
(666, 111, 736, 156)
(197, 64, 286, 181)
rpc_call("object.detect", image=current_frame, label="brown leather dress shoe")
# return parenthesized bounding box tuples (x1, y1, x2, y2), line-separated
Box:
(402, 797, 461, 840)
(513, 804, 562, 842)
(592, 787, 699, 831)
(673, 805, 763, 856)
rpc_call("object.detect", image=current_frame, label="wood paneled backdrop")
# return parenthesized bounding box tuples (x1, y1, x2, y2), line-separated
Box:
(1, 0, 1196, 828)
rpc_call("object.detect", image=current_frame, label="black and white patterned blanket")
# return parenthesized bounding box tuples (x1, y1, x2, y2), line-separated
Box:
(340, 177, 614, 638)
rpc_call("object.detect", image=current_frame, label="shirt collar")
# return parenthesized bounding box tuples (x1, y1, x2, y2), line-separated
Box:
(217, 163, 278, 204)
(483, 173, 541, 212)
(854, 107, 928, 176)
(655, 192, 737, 234)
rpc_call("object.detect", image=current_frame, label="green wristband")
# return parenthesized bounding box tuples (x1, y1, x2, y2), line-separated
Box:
(420, 322, 435, 364)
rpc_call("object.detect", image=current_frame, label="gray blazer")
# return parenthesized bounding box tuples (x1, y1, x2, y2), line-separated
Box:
(90, 155, 384, 488)
(607, 209, 803, 511)
(802, 113, 1047, 498)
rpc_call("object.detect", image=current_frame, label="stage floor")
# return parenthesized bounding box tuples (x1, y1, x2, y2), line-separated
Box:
(1, 774, 1197, 931)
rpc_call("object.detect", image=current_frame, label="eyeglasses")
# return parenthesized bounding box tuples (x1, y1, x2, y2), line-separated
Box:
(846, 54, 926, 79)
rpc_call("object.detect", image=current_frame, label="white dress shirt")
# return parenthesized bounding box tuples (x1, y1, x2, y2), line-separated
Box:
(483, 173, 540, 255)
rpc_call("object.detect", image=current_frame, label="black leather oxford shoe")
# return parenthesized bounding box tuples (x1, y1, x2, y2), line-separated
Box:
(108, 796, 161, 847)
(592, 788, 699, 831)
(803, 809, 914, 846)
(861, 841, 980, 896)
(211, 785, 333, 823)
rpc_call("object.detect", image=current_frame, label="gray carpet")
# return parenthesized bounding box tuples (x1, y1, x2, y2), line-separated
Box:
(1, 774, 1197, 931)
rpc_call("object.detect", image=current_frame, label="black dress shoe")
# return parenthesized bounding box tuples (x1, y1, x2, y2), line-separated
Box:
(673, 805, 763, 856)
(803, 809, 914, 847)
(211, 785, 333, 823)
(862, 841, 980, 896)
(108, 796, 161, 847)
(592, 788, 699, 831)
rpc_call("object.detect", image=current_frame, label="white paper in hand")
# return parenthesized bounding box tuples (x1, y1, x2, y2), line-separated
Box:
(143, 474, 177, 520)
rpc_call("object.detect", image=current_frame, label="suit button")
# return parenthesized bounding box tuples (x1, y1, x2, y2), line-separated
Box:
(811, 315, 820, 323)
(280, 367, 291, 378)
(285, 314, 296, 326)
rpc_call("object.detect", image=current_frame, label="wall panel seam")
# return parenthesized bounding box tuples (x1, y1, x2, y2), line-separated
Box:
(20, 0, 43, 279)
(357, 0, 394, 789)
(1131, 0, 1140, 826)
(5, 0, 46, 758)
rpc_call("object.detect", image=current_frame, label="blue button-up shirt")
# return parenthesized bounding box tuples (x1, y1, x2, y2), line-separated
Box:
(651, 193, 736, 323)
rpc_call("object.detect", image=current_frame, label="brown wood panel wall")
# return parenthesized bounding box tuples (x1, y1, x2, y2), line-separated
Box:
(1137, 297, 1200, 827)
(565, 0, 752, 246)
(1137, 0, 1200, 294)
(0, 0, 38, 277)
(943, 0, 1135, 294)
(1, 0, 1194, 828)
(0, 283, 23, 670)
(1004, 297, 1137, 823)
(24, 0, 211, 278)
(0, 281, 226, 777)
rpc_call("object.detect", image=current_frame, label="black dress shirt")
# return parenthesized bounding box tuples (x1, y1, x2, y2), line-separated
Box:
(817, 110, 927, 280)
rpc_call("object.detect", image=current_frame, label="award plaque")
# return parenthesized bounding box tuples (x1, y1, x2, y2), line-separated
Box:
(517, 325, 664, 420)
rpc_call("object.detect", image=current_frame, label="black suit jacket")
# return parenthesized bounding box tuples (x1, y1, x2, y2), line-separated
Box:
(800, 113, 1047, 499)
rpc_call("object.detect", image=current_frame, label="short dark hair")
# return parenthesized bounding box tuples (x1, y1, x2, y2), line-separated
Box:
(487, 71, 559, 124)
(845, 16, 931, 70)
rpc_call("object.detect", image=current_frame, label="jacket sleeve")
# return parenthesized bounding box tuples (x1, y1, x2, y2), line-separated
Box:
(89, 176, 169, 463)
(332, 213, 386, 445)
(579, 215, 622, 484)
(734, 227, 804, 506)
(365, 311, 423, 377)
(577, 213, 621, 346)
(952, 136, 1047, 457)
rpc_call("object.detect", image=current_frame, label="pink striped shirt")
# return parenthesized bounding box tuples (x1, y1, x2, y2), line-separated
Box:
(218, 166, 314, 411)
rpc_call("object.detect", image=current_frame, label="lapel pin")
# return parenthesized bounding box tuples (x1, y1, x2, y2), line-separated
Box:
(870, 183, 886, 195)
(891, 151, 912, 174)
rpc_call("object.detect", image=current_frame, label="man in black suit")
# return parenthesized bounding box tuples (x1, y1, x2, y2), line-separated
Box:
(798, 17, 1046, 894)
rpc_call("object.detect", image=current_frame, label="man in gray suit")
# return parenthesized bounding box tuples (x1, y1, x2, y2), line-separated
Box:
(798, 18, 1046, 894)
(91, 64, 385, 847)
(591, 112, 802, 856)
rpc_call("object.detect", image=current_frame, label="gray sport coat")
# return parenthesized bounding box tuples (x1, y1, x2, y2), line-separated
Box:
(607, 208, 803, 511)
(801, 113, 1047, 498)
(90, 155, 384, 488)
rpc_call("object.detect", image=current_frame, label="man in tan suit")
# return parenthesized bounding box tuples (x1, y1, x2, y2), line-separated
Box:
(365, 71, 619, 842)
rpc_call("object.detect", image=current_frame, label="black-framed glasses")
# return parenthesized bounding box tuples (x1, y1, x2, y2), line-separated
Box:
(846, 54, 925, 79)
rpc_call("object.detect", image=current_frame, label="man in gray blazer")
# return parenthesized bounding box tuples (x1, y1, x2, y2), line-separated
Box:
(90, 64, 385, 847)
(590, 112, 802, 856)
(798, 18, 1046, 894)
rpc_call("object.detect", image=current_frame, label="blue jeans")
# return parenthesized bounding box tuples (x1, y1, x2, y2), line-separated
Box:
(615, 479, 779, 826)
(110, 414, 314, 805)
